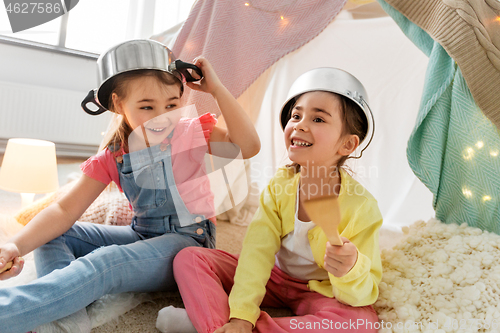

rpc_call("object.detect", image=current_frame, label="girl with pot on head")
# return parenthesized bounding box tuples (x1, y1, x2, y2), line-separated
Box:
(159, 68, 382, 333)
(0, 39, 260, 333)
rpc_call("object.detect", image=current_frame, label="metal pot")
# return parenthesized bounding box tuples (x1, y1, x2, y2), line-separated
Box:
(279, 67, 375, 154)
(81, 39, 202, 116)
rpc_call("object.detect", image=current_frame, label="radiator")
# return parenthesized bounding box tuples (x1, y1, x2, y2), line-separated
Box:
(0, 81, 112, 157)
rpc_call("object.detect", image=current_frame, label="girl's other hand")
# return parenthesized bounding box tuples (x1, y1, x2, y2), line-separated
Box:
(214, 318, 253, 333)
(324, 237, 358, 277)
(0, 243, 23, 280)
(186, 57, 223, 96)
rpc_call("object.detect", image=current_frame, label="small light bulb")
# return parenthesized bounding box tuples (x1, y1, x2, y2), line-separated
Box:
(463, 147, 475, 160)
(244, 2, 249, 6)
(475, 141, 484, 149)
(280, 15, 284, 20)
(462, 187, 473, 199)
(101, 132, 105, 136)
(483, 195, 492, 202)
(491, 150, 499, 157)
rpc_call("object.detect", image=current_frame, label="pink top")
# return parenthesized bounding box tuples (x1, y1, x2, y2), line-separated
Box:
(81, 112, 218, 222)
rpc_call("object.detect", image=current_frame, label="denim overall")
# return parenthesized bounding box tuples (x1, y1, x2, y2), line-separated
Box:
(0, 131, 215, 333)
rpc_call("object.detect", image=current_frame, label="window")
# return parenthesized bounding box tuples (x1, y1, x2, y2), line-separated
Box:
(0, 7, 62, 45)
(0, 0, 197, 55)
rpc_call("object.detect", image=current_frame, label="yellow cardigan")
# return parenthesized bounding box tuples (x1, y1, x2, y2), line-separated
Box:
(229, 167, 383, 325)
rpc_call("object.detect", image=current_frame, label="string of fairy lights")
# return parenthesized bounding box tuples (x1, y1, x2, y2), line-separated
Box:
(461, 140, 498, 203)
(243, 0, 299, 21)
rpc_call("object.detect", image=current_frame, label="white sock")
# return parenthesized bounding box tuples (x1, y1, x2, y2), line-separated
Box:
(156, 306, 197, 333)
(33, 308, 91, 333)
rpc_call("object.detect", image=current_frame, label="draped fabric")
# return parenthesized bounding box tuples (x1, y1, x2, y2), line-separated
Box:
(377, 0, 500, 131)
(153, 0, 347, 116)
(379, 0, 500, 234)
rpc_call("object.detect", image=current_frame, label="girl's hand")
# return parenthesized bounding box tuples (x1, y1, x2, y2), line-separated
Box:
(0, 243, 24, 280)
(187, 57, 260, 159)
(214, 318, 253, 333)
(186, 57, 223, 96)
(324, 237, 358, 277)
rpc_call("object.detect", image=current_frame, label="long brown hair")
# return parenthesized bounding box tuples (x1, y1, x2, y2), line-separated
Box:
(98, 70, 183, 153)
(286, 92, 368, 174)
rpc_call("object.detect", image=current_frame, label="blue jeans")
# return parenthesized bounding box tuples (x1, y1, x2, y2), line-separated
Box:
(0, 219, 215, 333)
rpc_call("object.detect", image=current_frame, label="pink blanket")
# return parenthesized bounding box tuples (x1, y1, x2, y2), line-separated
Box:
(155, 0, 347, 116)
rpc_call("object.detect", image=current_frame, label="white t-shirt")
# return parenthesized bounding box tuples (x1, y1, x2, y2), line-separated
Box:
(275, 185, 329, 281)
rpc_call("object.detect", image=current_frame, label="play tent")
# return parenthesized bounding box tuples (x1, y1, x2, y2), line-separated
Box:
(153, 0, 436, 230)
(149, 1, 500, 328)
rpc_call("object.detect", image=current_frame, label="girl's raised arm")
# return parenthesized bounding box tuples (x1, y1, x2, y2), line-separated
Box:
(186, 57, 261, 159)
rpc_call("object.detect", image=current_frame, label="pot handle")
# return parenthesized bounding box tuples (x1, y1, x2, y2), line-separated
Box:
(172, 60, 203, 82)
(81, 89, 107, 116)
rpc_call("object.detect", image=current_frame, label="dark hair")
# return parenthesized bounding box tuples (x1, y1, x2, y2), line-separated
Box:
(101, 70, 183, 153)
(286, 92, 368, 174)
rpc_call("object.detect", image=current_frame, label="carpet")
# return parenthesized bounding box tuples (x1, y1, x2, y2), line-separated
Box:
(374, 219, 500, 333)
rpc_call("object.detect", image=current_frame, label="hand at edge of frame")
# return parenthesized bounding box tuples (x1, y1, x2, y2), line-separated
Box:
(0, 243, 24, 280)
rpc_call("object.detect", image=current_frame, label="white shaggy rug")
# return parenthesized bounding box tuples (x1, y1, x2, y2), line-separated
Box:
(374, 219, 500, 333)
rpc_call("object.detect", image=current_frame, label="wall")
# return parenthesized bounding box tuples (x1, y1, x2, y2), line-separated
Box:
(0, 41, 112, 157)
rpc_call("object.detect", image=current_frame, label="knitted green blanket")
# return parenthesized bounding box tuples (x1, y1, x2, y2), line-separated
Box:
(378, 0, 500, 233)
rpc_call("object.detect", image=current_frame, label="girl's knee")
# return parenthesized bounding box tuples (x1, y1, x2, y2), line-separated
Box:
(173, 246, 211, 269)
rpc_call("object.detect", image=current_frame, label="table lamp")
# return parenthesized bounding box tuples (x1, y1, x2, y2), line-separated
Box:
(0, 138, 59, 208)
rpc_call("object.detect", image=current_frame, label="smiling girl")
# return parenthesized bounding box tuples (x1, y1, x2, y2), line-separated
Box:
(0, 39, 260, 333)
(160, 68, 382, 333)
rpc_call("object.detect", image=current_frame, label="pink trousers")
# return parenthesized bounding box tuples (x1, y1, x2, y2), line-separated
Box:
(173, 247, 379, 333)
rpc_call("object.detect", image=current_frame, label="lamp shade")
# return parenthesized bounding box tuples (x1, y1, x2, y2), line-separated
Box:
(0, 138, 59, 193)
